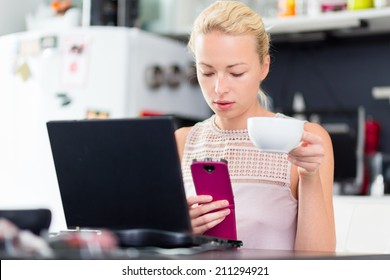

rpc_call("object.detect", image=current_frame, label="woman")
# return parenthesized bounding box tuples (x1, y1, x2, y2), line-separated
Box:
(175, 1, 336, 251)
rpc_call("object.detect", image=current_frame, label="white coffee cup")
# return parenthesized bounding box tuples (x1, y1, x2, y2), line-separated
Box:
(247, 117, 304, 153)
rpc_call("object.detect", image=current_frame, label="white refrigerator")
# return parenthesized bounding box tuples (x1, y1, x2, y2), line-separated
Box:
(0, 26, 210, 232)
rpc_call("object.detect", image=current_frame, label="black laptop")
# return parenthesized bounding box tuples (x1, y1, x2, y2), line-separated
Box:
(46, 116, 242, 249)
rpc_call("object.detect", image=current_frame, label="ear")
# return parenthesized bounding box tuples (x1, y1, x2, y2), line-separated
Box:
(260, 55, 270, 81)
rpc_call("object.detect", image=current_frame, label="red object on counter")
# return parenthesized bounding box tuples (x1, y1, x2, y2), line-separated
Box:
(361, 118, 381, 195)
(364, 118, 381, 155)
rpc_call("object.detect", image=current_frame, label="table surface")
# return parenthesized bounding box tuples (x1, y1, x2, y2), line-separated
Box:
(3, 247, 389, 260)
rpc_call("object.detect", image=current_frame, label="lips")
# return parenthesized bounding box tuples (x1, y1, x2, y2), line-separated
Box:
(214, 100, 234, 110)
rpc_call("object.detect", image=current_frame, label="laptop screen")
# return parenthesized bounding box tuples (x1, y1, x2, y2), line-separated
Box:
(47, 117, 191, 233)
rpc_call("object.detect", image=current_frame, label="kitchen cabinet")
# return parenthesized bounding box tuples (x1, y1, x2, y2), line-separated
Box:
(263, 7, 390, 35)
(149, 6, 390, 40)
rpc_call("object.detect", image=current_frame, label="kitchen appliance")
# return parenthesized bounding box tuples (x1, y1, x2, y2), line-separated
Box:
(82, 0, 139, 27)
(0, 26, 210, 232)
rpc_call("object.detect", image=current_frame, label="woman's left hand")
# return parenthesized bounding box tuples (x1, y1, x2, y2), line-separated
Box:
(288, 130, 325, 176)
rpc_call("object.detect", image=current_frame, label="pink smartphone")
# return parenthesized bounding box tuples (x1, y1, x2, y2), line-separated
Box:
(190, 158, 237, 240)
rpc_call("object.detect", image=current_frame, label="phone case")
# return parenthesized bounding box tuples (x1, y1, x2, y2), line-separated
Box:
(190, 159, 237, 240)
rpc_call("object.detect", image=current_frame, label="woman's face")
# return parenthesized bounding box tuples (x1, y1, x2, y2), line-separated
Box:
(194, 31, 270, 122)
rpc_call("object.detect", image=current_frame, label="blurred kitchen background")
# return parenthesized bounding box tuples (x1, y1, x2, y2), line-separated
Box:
(1, 0, 390, 253)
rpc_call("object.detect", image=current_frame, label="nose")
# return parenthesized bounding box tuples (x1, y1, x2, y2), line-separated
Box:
(214, 73, 229, 95)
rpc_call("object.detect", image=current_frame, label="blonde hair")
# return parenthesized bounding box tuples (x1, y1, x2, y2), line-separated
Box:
(188, 0, 269, 63)
(188, 0, 270, 108)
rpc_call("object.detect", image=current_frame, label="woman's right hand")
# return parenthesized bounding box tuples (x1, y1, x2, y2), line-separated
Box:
(187, 195, 231, 235)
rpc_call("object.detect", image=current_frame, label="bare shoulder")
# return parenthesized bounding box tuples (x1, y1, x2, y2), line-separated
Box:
(175, 126, 192, 144)
(304, 121, 332, 144)
(175, 126, 193, 160)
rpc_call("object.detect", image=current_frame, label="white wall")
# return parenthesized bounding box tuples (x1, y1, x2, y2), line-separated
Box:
(0, 0, 44, 36)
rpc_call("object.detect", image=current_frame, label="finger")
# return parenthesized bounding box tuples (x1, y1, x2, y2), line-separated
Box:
(193, 217, 226, 235)
(289, 143, 324, 158)
(290, 156, 323, 164)
(293, 159, 322, 173)
(301, 131, 323, 145)
(192, 208, 231, 232)
(187, 195, 212, 207)
(289, 149, 323, 158)
(189, 200, 229, 219)
(192, 208, 230, 228)
(288, 151, 324, 171)
(298, 163, 321, 174)
(292, 158, 321, 168)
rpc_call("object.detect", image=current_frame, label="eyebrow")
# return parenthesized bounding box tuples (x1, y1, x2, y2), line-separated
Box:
(198, 62, 247, 69)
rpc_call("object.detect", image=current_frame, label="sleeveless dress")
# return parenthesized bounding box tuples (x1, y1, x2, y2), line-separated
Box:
(181, 114, 297, 250)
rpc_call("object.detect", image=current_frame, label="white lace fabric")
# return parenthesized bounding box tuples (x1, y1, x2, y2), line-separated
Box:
(182, 115, 291, 187)
(181, 114, 298, 250)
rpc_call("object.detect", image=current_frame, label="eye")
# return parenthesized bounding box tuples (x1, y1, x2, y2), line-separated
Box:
(202, 72, 214, 77)
(231, 72, 244, 77)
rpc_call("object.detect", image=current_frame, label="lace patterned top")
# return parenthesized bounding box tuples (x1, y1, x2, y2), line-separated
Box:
(182, 114, 297, 250)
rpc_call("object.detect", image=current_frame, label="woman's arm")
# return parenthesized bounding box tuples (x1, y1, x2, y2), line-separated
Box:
(175, 127, 191, 162)
(288, 122, 336, 252)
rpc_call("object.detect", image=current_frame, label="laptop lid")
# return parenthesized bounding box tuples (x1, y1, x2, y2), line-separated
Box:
(46, 117, 192, 233)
